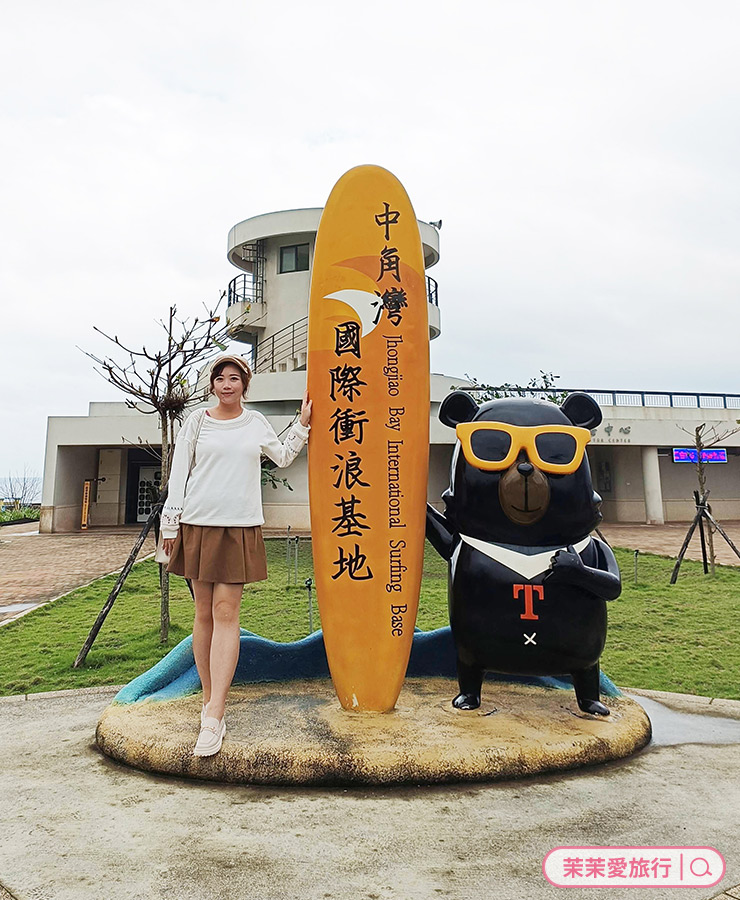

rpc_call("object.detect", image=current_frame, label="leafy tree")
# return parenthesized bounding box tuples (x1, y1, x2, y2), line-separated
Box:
(458, 371, 568, 405)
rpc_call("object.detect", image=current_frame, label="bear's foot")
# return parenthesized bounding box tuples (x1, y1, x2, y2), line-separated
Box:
(577, 698, 610, 716)
(452, 692, 481, 710)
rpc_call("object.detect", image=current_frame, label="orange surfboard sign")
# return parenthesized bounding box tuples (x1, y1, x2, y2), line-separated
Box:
(307, 165, 430, 712)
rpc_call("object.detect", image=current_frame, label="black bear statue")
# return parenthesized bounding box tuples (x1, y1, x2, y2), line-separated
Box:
(426, 390, 621, 716)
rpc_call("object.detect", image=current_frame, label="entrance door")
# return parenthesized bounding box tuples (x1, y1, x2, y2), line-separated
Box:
(136, 466, 162, 522)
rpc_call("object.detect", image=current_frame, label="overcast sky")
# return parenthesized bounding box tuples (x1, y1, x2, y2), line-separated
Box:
(3, 0, 740, 476)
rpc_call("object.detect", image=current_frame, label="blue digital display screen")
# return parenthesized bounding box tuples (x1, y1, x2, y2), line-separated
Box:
(672, 448, 728, 463)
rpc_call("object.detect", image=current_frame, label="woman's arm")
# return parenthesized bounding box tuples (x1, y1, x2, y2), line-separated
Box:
(160, 412, 199, 540)
(260, 392, 312, 469)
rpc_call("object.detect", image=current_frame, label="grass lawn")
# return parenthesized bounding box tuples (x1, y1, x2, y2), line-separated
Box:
(0, 539, 737, 699)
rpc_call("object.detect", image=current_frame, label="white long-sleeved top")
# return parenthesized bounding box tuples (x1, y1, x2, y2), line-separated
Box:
(160, 407, 310, 538)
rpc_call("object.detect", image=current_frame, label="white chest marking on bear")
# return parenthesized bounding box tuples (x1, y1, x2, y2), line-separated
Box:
(458, 535, 591, 580)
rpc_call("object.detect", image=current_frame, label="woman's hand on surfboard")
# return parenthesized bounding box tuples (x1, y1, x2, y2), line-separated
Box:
(300, 391, 312, 427)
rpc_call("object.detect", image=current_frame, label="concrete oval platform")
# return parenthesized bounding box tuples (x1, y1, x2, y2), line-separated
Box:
(96, 678, 651, 785)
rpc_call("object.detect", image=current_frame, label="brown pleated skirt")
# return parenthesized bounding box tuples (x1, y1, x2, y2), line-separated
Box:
(167, 524, 268, 584)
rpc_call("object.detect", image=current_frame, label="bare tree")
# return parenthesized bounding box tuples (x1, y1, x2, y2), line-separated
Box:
(80, 295, 235, 647)
(0, 466, 42, 507)
(675, 422, 740, 576)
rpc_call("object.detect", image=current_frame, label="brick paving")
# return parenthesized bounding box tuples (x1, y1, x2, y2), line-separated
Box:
(599, 520, 740, 566)
(0, 524, 155, 625)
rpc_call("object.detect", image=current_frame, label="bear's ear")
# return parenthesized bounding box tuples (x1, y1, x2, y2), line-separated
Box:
(439, 391, 479, 427)
(561, 392, 603, 430)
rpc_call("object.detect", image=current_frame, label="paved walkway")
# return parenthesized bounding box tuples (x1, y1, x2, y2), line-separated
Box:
(599, 521, 740, 566)
(0, 686, 738, 900)
(0, 524, 155, 625)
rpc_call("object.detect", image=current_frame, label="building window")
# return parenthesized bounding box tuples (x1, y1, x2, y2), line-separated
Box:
(279, 243, 310, 273)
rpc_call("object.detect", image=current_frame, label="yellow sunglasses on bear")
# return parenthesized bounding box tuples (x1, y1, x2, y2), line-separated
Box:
(455, 422, 592, 475)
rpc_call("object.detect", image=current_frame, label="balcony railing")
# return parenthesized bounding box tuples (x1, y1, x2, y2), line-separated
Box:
(227, 242, 265, 307)
(228, 272, 265, 308)
(583, 390, 740, 409)
(465, 387, 740, 410)
(253, 317, 308, 373)
(230, 271, 439, 309)
(426, 275, 438, 306)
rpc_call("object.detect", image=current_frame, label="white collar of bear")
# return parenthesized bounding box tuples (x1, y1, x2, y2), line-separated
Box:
(458, 534, 592, 580)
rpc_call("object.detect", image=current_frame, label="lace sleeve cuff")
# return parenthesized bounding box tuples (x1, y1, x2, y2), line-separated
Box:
(160, 507, 182, 539)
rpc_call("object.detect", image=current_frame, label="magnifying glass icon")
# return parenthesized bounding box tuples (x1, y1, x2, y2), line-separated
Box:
(690, 857, 712, 878)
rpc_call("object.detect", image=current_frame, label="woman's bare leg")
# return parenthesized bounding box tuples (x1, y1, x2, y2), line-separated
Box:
(204, 582, 244, 722)
(192, 580, 214, 707)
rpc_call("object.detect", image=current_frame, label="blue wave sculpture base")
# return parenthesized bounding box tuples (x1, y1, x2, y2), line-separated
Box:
(114, 627, 620, 705)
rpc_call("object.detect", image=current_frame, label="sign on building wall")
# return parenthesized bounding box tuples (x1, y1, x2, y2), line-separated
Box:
(81, 480, 92, 530)
(672, 448, 728, 464)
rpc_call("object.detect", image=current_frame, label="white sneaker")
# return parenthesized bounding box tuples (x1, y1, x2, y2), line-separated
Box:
(193, 716, 226, 757)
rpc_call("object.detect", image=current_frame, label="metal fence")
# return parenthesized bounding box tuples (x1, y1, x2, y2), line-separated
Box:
(465, 387, 740, 410)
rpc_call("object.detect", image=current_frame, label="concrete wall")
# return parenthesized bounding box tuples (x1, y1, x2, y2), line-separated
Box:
(589, 445, 647, 523)
(592, 441, 740, 523)
(41, 410, 162, 533)
(262, 232, 315, 339)
(262, 452, 310, 530)
(88, 402, 144, 417)
(659, 452, 740, 521)
(41, 446, 99, 532)
(591, 404, 740, 448)
(428, 444, 453, 509)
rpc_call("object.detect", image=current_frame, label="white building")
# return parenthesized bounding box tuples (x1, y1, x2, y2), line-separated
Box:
(584, 393, 740, 524)
(40, 208, 740, 532)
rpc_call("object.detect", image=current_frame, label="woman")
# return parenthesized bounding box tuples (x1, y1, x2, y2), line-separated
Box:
(161, 355, 311, 757)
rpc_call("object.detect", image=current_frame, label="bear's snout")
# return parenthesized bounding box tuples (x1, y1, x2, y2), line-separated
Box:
(498, 458, 550, 525)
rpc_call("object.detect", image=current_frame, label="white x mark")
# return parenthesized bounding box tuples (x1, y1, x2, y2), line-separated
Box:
(524, 633, 537, 645)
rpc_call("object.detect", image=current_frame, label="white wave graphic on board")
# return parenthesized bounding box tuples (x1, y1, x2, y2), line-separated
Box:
(324, 290, 379, 340)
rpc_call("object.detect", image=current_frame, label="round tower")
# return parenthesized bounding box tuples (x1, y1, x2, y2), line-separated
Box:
(225, 208, 441, 373)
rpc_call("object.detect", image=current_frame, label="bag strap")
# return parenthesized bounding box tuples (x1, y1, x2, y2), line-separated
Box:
(188, 408, 207, 477)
